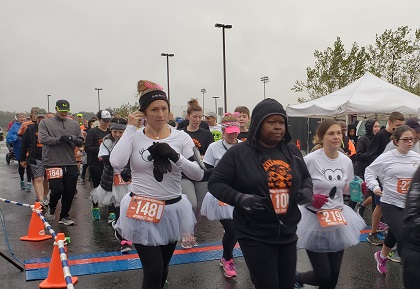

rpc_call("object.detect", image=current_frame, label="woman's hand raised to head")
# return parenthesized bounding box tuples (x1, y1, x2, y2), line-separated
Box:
(128, 111, 144, 128)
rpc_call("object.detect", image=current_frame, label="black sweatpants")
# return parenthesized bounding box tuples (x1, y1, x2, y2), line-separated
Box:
(220, 219, 237, 260)
(297, 250, 344, 289)
(133, 242, 177, 289)
(238, 238, 297, 289)
(47, 165, 78, 220)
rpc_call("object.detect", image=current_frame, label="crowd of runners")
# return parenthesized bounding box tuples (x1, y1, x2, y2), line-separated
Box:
(4, 79, 420, 289)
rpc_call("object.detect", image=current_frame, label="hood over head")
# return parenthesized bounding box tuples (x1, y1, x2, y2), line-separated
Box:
(246, 98, 291, 147)
(365, 119, 376, 136)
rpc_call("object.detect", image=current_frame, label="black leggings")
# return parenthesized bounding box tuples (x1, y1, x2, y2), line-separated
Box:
(220, 219, 237, 260)
(238, 238, 297, 289)
(18, 162, 32, 182)
(297, 250, 344, 289)
(133, 242, 177, 289)
(381, 203, 404, 251)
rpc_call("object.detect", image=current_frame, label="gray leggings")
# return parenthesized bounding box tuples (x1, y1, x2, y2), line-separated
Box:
(181, 179, 208, 217)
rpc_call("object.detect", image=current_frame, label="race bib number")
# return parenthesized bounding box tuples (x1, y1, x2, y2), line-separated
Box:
(397, 178, 412, 194)
(126, 195, 165, 223)
(317, 209, 347, 227)
(218, 200, 229, 206)
(46, 168, 63, 180)
(270, 189, 289, 214)
(113, 174, 131, 186)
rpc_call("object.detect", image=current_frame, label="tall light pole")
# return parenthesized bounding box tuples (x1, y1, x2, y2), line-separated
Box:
(201, 88, 206, 116)
(95, 88, 102, 110)
(47, 94, 51, 112)
(213, 96, 219, 119)
(215, 23, 232, 113)
(161, 53, 174, 104)
(261, 76, 269, 99)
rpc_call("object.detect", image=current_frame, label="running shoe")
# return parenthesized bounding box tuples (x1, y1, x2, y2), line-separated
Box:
(387, 249, 401, 263)
(377, 222, 389, 233)
(44, 208, 55, 221)
(374, 251, 387, 274)
(91, 207, 101, 220)
(59, 217, 75, 226)
(20, 180, 26, 190)
(220, 257, 237, 278)
(120, 240, 133, 254)
(181, 236, 193, 249)
(26, 182, 32, 192)
(367, 233, 383, 246)
(294, 272, 303, 288)
(108, 213, 116, 224)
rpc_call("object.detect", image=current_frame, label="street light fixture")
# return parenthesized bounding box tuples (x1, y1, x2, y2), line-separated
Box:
(212, 96, 219, 120)
(161, 53, 175, 104)
(95, 88, 102, 110)
(201, 88, 206, 116)
(215, 23, 232, 113)
(261, 76, 269, 99)
(47, 94, 51, 112)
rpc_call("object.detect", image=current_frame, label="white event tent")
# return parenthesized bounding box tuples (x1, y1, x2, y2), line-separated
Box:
(286, 72, 420, 119)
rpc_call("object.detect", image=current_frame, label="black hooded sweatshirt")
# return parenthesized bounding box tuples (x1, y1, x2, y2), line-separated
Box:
(208, 99, 313, 244)
(354, 119, 376, 177)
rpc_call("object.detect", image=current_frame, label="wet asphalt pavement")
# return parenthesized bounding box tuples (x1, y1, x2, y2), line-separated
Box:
(0, 142, 405, 289)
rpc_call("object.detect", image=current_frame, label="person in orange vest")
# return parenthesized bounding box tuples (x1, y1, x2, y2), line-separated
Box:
(337, 120, 356, 158)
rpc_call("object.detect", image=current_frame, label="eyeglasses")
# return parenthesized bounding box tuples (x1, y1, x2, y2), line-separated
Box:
(399, 138, 417, 143)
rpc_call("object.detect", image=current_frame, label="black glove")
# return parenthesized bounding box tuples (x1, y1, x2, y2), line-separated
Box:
(120, 167, 132, 182)
(153, 158, 172, 182)
(236, 194, 266, 212)
(60, 135, 72, 143)
(148, 142, 179, 163)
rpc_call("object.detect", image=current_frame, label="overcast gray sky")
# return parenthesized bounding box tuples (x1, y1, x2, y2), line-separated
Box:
(1, 0, 419, 116)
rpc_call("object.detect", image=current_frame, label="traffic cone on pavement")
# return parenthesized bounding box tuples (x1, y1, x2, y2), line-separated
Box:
(39, 233, 78, 288)
(20, 202, 52, 241)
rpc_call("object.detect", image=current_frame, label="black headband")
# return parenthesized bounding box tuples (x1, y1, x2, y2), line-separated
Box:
(139, 90, 168, 111)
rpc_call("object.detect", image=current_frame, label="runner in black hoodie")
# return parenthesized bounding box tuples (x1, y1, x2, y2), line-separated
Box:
(208, 98, 315, 289)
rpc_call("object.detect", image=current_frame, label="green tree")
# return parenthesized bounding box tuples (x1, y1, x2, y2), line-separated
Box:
(292, 37, 369, 102)
(111, 102, 138, 118)
(368, 26, 420, 95)
(293, 26, 420, 102)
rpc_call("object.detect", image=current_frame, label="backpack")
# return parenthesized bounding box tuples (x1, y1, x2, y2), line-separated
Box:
(349, 176, 364, 202)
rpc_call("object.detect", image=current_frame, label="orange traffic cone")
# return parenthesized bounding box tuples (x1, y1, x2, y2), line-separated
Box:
(39, 233, 78, 288)
(21, 202, 52, 241)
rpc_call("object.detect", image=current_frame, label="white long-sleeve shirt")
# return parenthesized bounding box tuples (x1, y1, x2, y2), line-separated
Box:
(365, 149, 420, 208)
(110, 125, 204, 200)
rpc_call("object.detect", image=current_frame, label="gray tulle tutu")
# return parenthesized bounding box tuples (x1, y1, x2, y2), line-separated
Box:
(89, 184, 128, 207)
(200, 192, 233, 220)
(115, 194, 196, 246)
(296, 205, 366, 253)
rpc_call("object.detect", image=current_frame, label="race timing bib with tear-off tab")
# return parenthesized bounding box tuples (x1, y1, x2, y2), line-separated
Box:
(126, 195, 165, 223)
(270, 189, 289, 214)
(46, 168, 63, 180)
(317, 209, 347, 227)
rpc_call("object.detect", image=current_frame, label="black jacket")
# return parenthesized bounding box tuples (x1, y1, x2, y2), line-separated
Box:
(404, 167, 420, 251)
(85, 127, 110, 166)
(20, 123, 43, 164)
(354, 119, 376, 177)
(208, 99, 313, 244)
